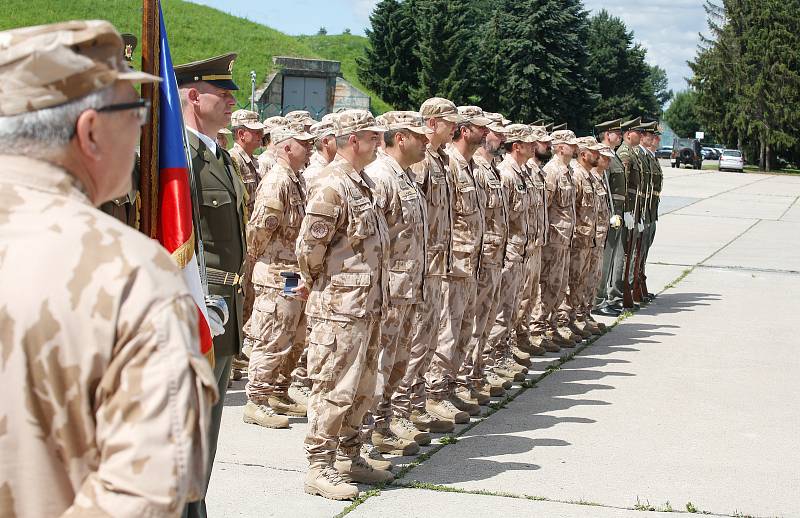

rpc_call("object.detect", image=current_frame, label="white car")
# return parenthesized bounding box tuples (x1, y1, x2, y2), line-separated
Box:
(719, 149, 744, 172)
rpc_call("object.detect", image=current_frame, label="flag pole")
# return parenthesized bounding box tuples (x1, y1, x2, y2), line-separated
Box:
(140, 0, 160, 238)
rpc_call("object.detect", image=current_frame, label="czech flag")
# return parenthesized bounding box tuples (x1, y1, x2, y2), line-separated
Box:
(155, 4, 214, 362)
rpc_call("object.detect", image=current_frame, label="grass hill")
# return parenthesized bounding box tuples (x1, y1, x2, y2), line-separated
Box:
(1, 0, 390, 113)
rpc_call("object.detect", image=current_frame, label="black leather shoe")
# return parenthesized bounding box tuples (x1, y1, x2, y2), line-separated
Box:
(592, 306, 621, 317)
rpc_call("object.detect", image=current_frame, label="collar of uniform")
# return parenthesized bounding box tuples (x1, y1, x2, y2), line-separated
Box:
(378, 151, 408, 179)
(332, 154, 368, 188)
(233, 142, 253, 164)
(572, 160, 591, 178)
(1, 155, 91, 204)
(309, 151, 329, 168)
(473, 152, 492, 170)
(186, 125, 217, 156)
(447, 145, 472, 171)
(502, 153, 525, 175)
(274, 157, 301, 183)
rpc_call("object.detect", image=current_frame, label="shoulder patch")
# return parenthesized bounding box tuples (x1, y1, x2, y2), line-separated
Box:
(310, 220, 331, 239)
(264, 214, 279, 230)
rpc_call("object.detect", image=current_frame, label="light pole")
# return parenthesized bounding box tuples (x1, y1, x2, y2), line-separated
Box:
(250, 70, 256, 112)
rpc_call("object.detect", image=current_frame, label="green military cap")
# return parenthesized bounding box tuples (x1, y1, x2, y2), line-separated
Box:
(174, 52, 239, 90)
(121, 33, 137, 63)
(621, 117, 643, 132)
(551, 123, 567, 132)
(594, 117, 623, 133)
(640, 121, 659, 133)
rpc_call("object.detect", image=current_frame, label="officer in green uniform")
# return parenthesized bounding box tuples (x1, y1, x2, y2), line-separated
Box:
(175, 52, 247, 518)
(632, 121, 654, 302)
(593, 118, 625, 316)
(99, 33, 141, 229)
(639, 122, 662, 301)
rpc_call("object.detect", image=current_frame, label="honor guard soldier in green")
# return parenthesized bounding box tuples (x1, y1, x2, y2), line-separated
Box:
(176, 52, 247, 518)
(99, 33, 141, 229)
(638, 122, 662, 300)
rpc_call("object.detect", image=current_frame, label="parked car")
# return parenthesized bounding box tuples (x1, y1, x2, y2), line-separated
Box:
(671, 138, 703, 169)
(719, 149, 744, 172)
(702, 147, 720, 160)
(655, 146, 672, 159)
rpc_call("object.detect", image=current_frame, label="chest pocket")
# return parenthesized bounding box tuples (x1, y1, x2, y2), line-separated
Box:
(428, 163, 447, 207)
(348, 193, 376, 239)
(485, 176, 503, 209)
(581, 181, 595, 207)
(454, 176, 478, 215)
(511, 182, 529, 213)
(557, 176, 574, 208)
(287, 188, 305, 228)
(200, 188, 233, 242)
(399, 187, 422, 225)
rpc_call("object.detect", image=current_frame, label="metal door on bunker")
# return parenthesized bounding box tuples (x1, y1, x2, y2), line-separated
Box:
(282, 76, 327, 118)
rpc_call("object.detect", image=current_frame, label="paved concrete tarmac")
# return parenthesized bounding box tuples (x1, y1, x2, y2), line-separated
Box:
(207, 167, 800, 517)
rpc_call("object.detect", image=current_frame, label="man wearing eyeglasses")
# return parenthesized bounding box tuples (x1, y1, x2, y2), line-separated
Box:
(176, 52, 248, 518)
(0, 21, 217, 517)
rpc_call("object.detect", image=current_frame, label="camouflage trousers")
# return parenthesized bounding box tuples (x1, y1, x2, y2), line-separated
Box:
(458, 265, 502, 389)
(531, 244, 570, 334)
(486, 261, 524, 365)
(245, 287, 306, 403)
(305, 315, 381, 466)
(425, 276, 477, 398)
(393, 276, 444, 416)
(373, 303, 416, 427)
(557, 246, 594, 325)
(515, 246, 543, 342)
(581, 246, 606, 316)
(291, 346, 310, 388)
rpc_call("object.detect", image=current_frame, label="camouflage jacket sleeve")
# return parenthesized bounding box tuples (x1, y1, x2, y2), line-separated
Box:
(64, 294, 218, 517)
(296, 180, 344, 290)
(246, 176, 286, 260)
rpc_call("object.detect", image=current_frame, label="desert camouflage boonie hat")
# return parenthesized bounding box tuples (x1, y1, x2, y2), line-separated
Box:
(484, 112, 511, 133)
(457, 106, 492, 127)
(503, 124, 535, 143)
(376, 111, 433, 135)
(218, 127, 232, 135)
(285, 110, 316, 126)
(310, 120, 336, 138)
(599, 145, 615, 158)
(576, 136, 605, 151)
(551, 130, 579, 146)
(334, 109, 386, 137)
(530, 126, 554, 142)
(271, 125, 314, 144)
(0, 20, 160, 116)
(231, 109, 265, 130)
(419, 97, 462, 122)
(263, 115, 288, 132)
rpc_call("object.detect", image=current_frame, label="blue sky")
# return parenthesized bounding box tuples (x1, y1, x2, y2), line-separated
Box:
(187, 0, 707, 96)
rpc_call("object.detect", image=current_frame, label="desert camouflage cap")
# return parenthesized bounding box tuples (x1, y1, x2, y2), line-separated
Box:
(310, 119, 336, 138)
(218, 127, 232, 135)
(0, 20, 160, 116)
(271, 125, 314, 144)
(457, 106, 493, 127)
(484, 112, 511, 133)
(263, 115, 288, 131)
(419, 97, 462, 122)
(503, 124, 535, 143)
(285, 110, 317, 126)
(551, 129, 579, 146)
(174, 52, 239, 91)
(321, 112, 339, 124)
(576, 136, 605, 151)
(376, 111, 433, 135)
(334, 109, 386, 137)
(231, 109, 265, 130)
(599, 145, 616, 158)
(530, 125, 554, 142)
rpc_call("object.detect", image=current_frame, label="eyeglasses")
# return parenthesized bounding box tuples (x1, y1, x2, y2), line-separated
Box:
(97, 99, 151, 126)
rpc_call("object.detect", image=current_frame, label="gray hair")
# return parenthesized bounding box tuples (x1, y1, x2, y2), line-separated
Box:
(0, 86, 115, 158)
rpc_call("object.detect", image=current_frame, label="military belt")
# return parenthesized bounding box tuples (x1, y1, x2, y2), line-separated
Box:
(612, 194, 626, 201)
(206, 266, 242, 286)
(653, 190, 661, 195)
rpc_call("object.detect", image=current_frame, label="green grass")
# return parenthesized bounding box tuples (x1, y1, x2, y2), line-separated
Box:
(1, 0, 390, 113)
(297, 34, 393, 114)
(701, 163, 800, 175)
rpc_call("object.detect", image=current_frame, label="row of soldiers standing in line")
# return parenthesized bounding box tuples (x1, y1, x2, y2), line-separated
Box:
(216, 95, 663, 499)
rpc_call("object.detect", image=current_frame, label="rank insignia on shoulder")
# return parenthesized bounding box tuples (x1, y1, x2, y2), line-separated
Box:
(310, 220, 330, 239)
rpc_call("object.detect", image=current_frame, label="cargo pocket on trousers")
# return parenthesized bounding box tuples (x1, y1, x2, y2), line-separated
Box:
(307, 321, 338, 381)
(244, 295, 277, 341)
(388, 261, 415, 300)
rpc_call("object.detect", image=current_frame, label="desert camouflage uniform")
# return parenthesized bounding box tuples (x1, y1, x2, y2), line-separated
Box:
(487, 154, 530, 363)
(244, 159, 308, 403)
(459, 153, 506, 388)
(583, 168, 611, 315)
(364, 152, 426, 426)
(297, 155, 390, 465)
(558, 160, 598, 325)
(304, 151, 332, 197)
(395, 144, 453, 415)
(531, 156, 576, 335)
(257, 148, 278, 179)
(0, 156, 217, 518)
(425, 146, 484, 397)
(515, 160, 548, 344)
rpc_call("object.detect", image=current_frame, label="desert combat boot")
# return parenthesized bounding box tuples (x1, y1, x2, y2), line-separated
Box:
(335, 455, 395, 485)
(372, 427, 420, 456)
(305, 465, 360, 500)
(268, 393, 307, 416)
(391, 416, 431, 445)
(242, 400, 289, 429)
(411, 409, 456, 433)
(426, 398, 470, 424)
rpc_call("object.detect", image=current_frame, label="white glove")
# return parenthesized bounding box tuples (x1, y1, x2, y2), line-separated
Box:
(637, 220, 644, 232)
(610, 215, 622, 229)
(207, 309, 226, 337)
(623, 212, 634, 229)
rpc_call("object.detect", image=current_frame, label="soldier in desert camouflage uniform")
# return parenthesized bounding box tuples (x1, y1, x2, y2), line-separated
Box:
(395, 98, 462, 432)
(364, 111, 430, 458)
(242, 125, 315, 429)
(295, 110, 393, 500)
(531, 130, 581, 348)
(557, 136, 606, 339)
(304, 113, 339, 193)
(257, 115, 289, 178)
(461, 112, 509, 399)
(0, 21, 217, 517)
